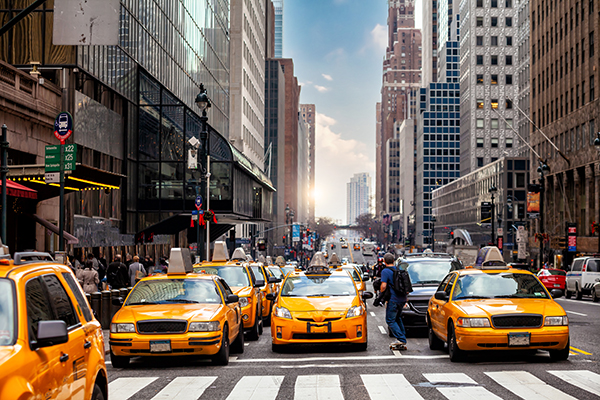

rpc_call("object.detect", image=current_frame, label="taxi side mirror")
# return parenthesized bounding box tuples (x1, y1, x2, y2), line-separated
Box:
(362, 291, 374, 300)
(112, 297, 124, 306)
(226, 294, 239, 304)
(550, 289, 563, 298)
(34, 320, 68, 349)
(254, 280, 265, 288)
(434, 291, 449, 301)
(266, 293, 277, 301)
(268, 277, 281, 284)
(362, 272, 369, 281)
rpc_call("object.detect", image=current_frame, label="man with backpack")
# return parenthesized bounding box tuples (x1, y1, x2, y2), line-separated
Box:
(375, 253, 413, 350)
(107, 254, 128, 289)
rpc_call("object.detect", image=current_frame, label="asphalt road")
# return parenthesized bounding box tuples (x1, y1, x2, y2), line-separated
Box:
(106, 273, 600, 399)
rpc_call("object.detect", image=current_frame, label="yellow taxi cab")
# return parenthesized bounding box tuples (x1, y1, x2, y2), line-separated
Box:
(110, 248, 244, 367)
(249, 262, 281, 326)
(269, 252, 373, 352)
(193, 244, 264, 340)
(337, 264, 367, 295)
(353, 243, 361, 251)
(427, 246, 570, 362)
(0, 250, 107, 399)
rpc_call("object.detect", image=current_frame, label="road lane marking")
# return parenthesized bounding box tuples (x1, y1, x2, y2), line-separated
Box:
(231, 354, 449, 363)
(244, 342, 250, 346)
(570, 346, 593, 355)
(109, 377, 158, 400)
(152, 377, 216, 400)
(226, 376, 284, 400)
(370, 311, 377, 317)
(556, 298, 600, 307)
(549, 370, 600, 397)
(566, 310, 587, 316)
(295, 375, 344, 400)
(378, 325, 387, 334)
(424, 373, 503, 400)
(361, 374, 424, 400)
(392, 349, 402, 357)
(486, 371, 577, 400)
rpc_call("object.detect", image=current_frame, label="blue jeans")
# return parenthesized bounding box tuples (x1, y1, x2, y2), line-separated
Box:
(385, 300, 407, 343)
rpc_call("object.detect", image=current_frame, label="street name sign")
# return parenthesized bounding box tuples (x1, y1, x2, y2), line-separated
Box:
(45, 144, 77, 172)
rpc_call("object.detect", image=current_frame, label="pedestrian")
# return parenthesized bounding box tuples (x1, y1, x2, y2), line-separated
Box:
(376, 253, 410, 350)
(80, 260, 99, 294)
(128, 256, 147, 286)
(107, 254, 128, 289)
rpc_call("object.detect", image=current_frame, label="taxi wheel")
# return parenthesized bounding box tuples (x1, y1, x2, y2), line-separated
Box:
(549, 338, 570, 361)
(428, 326, 444, 351)
(263, 305, 272, 327)
(91, 384, 105, 400)
(575, 285, 583, 300)
(110, 349, 129, 368)
(258, 316, 264, 335)
(247, 309, 261, 341)
(448, 324, 465, 362)
(231, 327, 245, 354)
(212, 330, 230, 365)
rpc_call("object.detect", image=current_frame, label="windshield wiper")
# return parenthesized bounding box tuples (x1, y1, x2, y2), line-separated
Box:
(127, 301, 160, 305)
(415, 280, 442, 284)
(455, 296, 491, 300)
(307, 294, 330, 297)
(163, 299, 200, 303)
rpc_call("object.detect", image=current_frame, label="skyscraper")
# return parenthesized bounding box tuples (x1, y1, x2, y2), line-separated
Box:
(376, 0, 422, 216)
(300, 104, 316, 222)
(273, 0, 284, 58)
(347, 173, 372, 225)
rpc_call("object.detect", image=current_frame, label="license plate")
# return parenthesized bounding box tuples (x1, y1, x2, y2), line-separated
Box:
(309, 324, 329, 333)
(554, 284, 561, 287)
(508, 333, 530, 347)
(149, 340, 171, 353)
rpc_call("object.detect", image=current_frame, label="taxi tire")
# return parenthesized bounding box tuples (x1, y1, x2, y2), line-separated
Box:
(110, 349, 130, 368)
(428, 326, 444, 350)
(91, 384, 105, 400)
(247, 308, 261, 341)
(212, 330, 230, 365)
(575, 285, 583, 300)
(549, 338, 570, 361)
(231, 327, 245, 354)
(448, 324, 465, 362)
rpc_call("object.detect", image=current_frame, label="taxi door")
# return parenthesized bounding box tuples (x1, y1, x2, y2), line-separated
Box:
(24, 275, 71, 399)
(217, 279, 240, 338)
(429, 273, 456, 340)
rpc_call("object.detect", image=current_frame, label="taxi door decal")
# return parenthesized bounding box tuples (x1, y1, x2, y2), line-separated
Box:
(72, 356, 86, 381)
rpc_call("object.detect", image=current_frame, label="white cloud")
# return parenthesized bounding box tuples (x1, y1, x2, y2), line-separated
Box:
(325, 47, 347, 63)
(314, 85, 330, 93)
(322, 74, 333, 81)
(370, 24, 387, 52)
(315, 113, 375, 221)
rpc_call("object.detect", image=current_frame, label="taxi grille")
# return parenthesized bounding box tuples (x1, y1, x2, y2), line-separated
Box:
(491, 314, 543, 328)
(137, 320, 187, 334)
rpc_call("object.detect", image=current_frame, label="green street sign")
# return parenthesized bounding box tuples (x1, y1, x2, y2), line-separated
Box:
(45, 144, 77, 172)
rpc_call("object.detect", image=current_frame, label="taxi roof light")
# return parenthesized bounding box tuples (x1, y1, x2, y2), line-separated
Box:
(231, 247, 247, 261)
(167, 248, 193, 274)
(328, 253, 341, 267)
(274, 256, 286, 266)
(474, 246, 507, 269)
(258, 255, 266, 264)
(266, 256, 273, 265)
(211, 241, 229, 262)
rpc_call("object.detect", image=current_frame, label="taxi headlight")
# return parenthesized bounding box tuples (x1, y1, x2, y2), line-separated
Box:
(239, 297, 250, 307)
(110, 323, 135, 333)
(346, 306, 364, 318)
(189, 321, 220, 332)
(456, 317, 490, 328)
(274, 306, 292, 319)
(545, 316, 569, 326)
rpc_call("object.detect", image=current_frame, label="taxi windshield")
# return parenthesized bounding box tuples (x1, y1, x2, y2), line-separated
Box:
(342, 267, 360, 282)
(281, 266, 295, 276)
(250, 266, 266, 281)
(281, 275, 356, 297)
(401, 261, 456, 285)
(193, 266, 250, 287)
(0, 279, 15, 346)
(125, 279, 222, 305)
(268, 267, 284, 279)
(452, 273, 550, 300)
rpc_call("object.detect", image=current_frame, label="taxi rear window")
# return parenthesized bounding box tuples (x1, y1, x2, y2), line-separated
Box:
(194, 266, 250, 287)
(268, 267, 284, 279)
(0, 279, 15, 346)
(125, 279, 222, 305)
(281, 275, 356, 297)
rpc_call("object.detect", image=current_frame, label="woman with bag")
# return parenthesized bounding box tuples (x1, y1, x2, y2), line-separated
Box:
(81, 261, 100, 294)
(128, 256, 147, 286)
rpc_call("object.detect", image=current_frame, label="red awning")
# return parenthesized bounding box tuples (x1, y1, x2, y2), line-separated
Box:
(5, 180, 37, 199)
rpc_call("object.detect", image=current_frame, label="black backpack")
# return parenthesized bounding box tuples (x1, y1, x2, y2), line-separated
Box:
(392, 267, 413, 295)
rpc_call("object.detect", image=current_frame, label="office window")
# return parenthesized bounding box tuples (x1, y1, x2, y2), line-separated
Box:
(477, 99, 484, 108)
(477, 157, 484, 167)
(477, 0, 483, 6)
(591, 32, 595, 57)
(505, 74, 513, 84)
(477, 74, 484, 84)
(492, 0, 498, 6)
(491, 138, 499, 147)
(506, 36, 513, 46)
(491, 55, 498, 65)
(492, 99, 499, 109)
(477, 55, 484, 65)
(491, 17, 498, 26)
(477, 118, 485, 128)
(491, 36, 498, 46)
(505, 118, 513, 128)
(491, 74, 498, 84)
(506, 138, 513, 148)
(505, 55, 513, 65)
(477, 17, 484, 26)
(505, 17, 512, 26)
(491, 119, 499, 129)
(506, 0, 512, 6)
(477, 36, 484, 46)
(477, 138, 484, 147)
(506, 99, 513, 109)
(591, 76, 595, 100)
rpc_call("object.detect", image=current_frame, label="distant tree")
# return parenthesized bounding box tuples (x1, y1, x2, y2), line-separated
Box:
(313, 217, 336, 242)
(355, 213, 384, 240)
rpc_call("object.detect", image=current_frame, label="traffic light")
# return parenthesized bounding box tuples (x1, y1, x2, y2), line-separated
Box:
(257, 239, 266, 251)
(145, 232, 154, 243)
(558, 237, 567, 249)
(448, 231, 454, 239)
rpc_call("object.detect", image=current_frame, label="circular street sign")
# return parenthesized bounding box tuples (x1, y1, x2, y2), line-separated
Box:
(54, 112, 73, 144)
(195, 195, 203, 210)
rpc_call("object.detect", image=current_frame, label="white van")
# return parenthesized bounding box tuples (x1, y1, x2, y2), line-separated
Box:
(565, 256, 600, 299)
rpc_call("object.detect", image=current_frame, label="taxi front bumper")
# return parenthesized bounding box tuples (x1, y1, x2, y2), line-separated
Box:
(271, 315, 367, 345)
(110, 331, 223, 357)
(455, 326, 569, 351)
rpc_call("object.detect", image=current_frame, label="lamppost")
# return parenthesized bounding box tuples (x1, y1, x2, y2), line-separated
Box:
(195, 84, 211, 261)
(594, 133, 600, 253)
(431, 215, 436, 251)
(489, 185, 498, 246)
(537, 160, 550, 268)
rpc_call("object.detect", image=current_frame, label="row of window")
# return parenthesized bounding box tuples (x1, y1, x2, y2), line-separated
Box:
(475, 54, 513, 66)
(476, 36, 512, 46)
(424, 134, 460, 141)
(476, 74, 513, 85)
(476, 118, 513, 129)
(537, 119, 596, 158)
(424, 163, 461, 171)
(476, 99, 513, 109)
(476, 0, 512, 8)
(475, 16, 513, 28)
(476, 137, 514, 148)
(532, 0, 593, 32)
(533, 76, 594, 127)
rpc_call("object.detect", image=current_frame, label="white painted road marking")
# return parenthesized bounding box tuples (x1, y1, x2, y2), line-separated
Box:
(424, 373, 503, 400)
(378, 325, 387, 334)
(226, 376, 284, 400)
(486, 371, 577, 400)
(565, 310, 587, 316)
(295, 375, 344, 400)
(231, 354, 449, 363)
(549, 370, 600, 397)
(152, 377, 216, 400)
(370, 311, 377, 317)
(361, 374, 424, 399)
(556, 298, 600, 307)
(109, 377, 158, 400)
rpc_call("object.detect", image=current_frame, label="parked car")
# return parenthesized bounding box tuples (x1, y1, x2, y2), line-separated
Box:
(565, 256, 600, 299)
(537, 268, 567, 291)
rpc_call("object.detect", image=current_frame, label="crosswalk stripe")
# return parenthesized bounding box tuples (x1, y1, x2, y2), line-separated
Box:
(549, 370, 600, 397)
(150, 377, 216, 400)
(226, 376, 284, 400)
(423, 373, 503, 400)
(295, 375, 344, 400)
(361, 374, 424, 400)
(109, 377, 158, 400)
(486, 371, 577, 400)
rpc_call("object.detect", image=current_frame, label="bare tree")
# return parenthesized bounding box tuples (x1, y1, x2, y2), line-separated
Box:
(354, 213, 384, 240)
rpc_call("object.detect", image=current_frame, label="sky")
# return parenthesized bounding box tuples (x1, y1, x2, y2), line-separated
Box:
(283, 0, 422, 223)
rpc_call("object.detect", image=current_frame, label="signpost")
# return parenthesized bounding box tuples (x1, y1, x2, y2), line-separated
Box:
(195, 195, 203, 261)
(567, 223, 577, 252)
(53, 112, 73, 252)
(45, 144, 76, 172)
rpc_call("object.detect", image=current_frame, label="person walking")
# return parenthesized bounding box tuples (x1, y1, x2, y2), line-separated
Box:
(377, 253, 410, 350)
(107, 254, 128, 289)
(80, 260, 100, 294)
(128, 256, 146, 287)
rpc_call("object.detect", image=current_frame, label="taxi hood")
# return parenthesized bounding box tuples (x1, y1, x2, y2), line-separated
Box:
(115, 303, 222, 323)
(278, 295, 358, 313)
(455, 298, 565, 317)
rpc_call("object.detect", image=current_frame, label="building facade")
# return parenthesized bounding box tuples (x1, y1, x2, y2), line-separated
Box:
(300, 104, 316, 223)
(272, 0, 284, 58)
(347, 173, 372, 225)
(516, 0, 531, 158)
(422, 0, 438, 87)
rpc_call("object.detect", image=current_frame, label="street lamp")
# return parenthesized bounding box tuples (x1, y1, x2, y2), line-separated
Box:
(536, 160, 550, 268)
(431, 215, 436, 251)
(595, 132, 600, 253)
(195, 84, 211, 261)
(489, 185, 498, 246)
